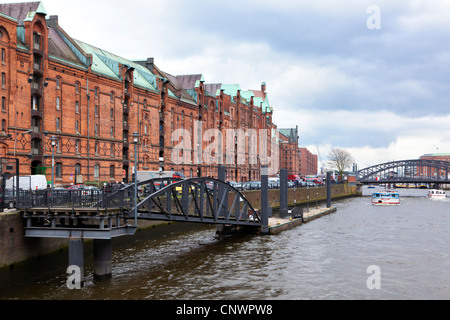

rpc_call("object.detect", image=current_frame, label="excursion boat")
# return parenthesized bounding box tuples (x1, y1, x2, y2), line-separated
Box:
(371, 190, 401, 205)
(427, 189, 447, 199)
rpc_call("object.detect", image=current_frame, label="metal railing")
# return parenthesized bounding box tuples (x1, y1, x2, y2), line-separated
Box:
(17, 189, 131, 211)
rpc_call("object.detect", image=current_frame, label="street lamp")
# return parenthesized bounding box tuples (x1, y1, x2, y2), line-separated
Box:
(50, 136, 58, 205)
(132, 132, 139, 227)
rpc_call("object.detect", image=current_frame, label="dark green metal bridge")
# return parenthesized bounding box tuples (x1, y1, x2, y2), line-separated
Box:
(357, 159, 450, 185)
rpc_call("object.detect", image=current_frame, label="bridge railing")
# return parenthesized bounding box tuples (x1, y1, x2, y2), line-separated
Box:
(16, 189, 119, 210)
(130, 177, 261, 226)
(15, 177, 262, 227)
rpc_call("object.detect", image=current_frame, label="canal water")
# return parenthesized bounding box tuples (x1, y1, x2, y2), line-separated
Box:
(0, 187, 449, 300)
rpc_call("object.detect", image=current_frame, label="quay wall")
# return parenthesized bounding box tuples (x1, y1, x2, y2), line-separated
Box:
(0, 212, 69, 269)
(241, 183, 359, 210)
(0, 213, 165, 269)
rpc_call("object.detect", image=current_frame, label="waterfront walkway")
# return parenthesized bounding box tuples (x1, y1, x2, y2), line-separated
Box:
(268, 206, 337, 235)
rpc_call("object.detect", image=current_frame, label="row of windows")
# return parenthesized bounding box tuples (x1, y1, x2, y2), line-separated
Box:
(55, 163, 116, 179)
(52, 137, 120, 157)
(53, 79, 152, 111)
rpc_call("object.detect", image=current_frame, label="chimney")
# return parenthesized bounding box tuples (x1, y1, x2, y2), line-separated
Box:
(47, 15, 58, 26)
(261, 82, 266, 99)
(145, 57, 154, 73)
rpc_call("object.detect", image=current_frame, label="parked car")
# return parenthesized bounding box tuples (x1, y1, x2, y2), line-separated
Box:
(233, 182, 243, 191)
(242, 181, 252, 191)
(67, 184, 88, 190)
(84, 186, 101, 191)
(250, 181, 261, 190)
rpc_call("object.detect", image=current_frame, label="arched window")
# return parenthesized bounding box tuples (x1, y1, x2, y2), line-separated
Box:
(110, 165, 115, 179)
(75, 163, 81, 175)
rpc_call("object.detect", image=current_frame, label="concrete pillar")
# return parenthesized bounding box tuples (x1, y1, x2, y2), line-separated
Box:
(260, 166, 269, 234)
(327, 171, 332, 208)
(94, 239, 112, 280)
(280, 169, 288, 212)
(68, 238, 84, 285)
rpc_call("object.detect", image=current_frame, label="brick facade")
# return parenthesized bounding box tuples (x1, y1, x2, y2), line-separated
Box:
(299, 148, 318, 176)
(279, 127, 318, 177)
(418, 153, 450, 178)
(0, 2, 281, 186)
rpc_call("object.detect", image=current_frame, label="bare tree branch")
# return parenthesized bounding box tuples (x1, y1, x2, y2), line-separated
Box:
(327, 148, 354, 178)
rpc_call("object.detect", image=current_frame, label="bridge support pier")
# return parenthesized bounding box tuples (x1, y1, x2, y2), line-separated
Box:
(68, 238, 84, 286)
(93, 239, 112, 280)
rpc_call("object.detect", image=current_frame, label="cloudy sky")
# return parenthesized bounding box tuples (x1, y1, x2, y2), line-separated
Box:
(11, 0, 450, 170)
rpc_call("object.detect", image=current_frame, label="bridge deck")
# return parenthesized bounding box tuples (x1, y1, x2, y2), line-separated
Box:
(23, 207, 123, 216)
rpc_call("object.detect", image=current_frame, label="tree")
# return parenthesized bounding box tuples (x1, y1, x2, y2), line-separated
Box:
(328, 148, 354, 180)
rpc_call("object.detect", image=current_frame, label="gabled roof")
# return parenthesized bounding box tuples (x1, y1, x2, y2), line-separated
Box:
(47, 27, 85, 67)
(279, 127, 298, 144)
(204, 83, 222, 96)
(0, 1, 46, 25)
(176, 74, 205, 90)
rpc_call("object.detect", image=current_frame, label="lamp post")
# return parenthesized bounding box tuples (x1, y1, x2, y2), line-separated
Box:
(50, 136, 58, 205)
(132, 132, 139, 227)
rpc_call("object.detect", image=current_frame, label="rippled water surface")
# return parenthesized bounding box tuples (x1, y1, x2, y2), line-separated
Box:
(1, 187, 449, 299)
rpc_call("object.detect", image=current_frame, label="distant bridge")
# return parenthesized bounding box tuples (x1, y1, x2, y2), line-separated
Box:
(357, 159, 450, 185)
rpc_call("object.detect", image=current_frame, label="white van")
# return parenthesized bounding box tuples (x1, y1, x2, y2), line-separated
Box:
(5, 175, 48, 190)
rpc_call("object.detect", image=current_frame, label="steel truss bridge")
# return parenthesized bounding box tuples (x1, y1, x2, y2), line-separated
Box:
(19, 177, 262, 240)
(357, 159, 450, 185)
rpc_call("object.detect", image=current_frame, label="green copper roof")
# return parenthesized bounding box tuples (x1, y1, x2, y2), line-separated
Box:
(221, 84, 242, 97)
(75, 40, 120, 79)
(23, 2, 47, 22)
(36, 1, 47, 15)
(75, 40, 158, 92)
(240, 90, 254, 101)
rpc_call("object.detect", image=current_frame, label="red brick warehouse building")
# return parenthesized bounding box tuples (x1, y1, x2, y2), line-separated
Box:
(0, 2, 280, 186)
(278, 127, 318, 178)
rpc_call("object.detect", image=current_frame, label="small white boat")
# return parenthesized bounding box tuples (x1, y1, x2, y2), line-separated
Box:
(427, 189, 447, 199)
(372, 190, 400, 205)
